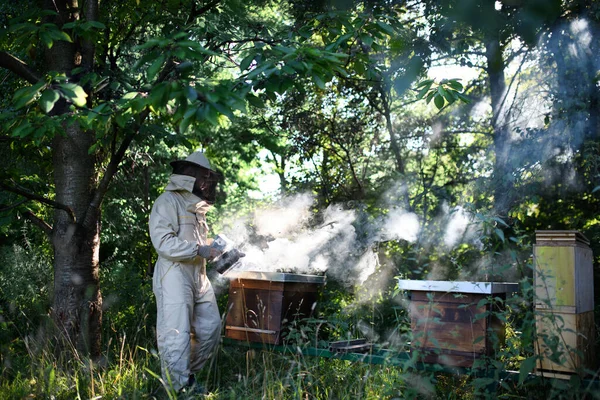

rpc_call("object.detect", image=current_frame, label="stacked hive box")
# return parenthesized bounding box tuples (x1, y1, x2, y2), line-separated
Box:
(225, 271, 326, 345)
(534, 230, 596, 378)
(397, 280, 518, 367)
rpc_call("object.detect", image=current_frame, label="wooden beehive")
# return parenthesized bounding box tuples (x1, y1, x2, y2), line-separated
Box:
(533, 230, 596, 378)
(398, 280, 518, 368)
(533, 230, 593, 313)
(225, 271, 326, 344)
(535, 310, 595, 377)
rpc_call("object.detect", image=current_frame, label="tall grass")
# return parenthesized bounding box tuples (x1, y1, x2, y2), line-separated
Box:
(2, 314, 599, 399)
(1, 240, 599, 399)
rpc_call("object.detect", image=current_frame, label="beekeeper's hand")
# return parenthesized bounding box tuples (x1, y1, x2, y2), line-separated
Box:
(198, 245, 223, 260)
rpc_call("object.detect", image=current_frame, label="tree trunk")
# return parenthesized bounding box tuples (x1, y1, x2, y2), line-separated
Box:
(52, 124, 102, 358)
(485, 34, 510, 216)
(45, 0, 103, 358)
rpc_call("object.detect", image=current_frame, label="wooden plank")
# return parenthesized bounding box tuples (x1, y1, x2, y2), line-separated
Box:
(225, 328, 279, 344)
(411, 291, 489, 304)
(535, 230, 590, 246)
(230, 279, 284, 291)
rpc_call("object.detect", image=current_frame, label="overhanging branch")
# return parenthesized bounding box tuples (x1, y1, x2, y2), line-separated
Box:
(0, 51, 41, 84)
(22, 210, 53, 236)
(0, 199, 29, 212)
(0, 182, 76, 223)
(84, 108, 151, 227)
(84, 56, 180, 227)
(186, 0, 221, 25)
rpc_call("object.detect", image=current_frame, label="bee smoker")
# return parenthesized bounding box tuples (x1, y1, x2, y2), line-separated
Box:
(209, 234, 245, 275)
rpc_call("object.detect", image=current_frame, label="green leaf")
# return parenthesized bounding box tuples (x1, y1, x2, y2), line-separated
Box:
(81, 21, 106, 30)
(476, 298, 488, 308)
(12, 120, 35, 138)
(416, 85, 430, 100)
(416, 79, 435, 88)
(359, 33, 374, 47)
(212, 102, 234, 119)
(39, 31, 53, 48)
(442, 88, 457, 104)
(48, 29, 72, 43)
(273, 45, 295, 54)
(519, 356, 537, 384)
(246, 63, 271, 80)
(122, 92, 139, 100)
(433, 94, 445, 109)
(495, 228, 505, 242)
(456, 93, 472, 104)
(184, 85, 198, 102)
(473, 335, 485, 344)
(88, 142, 99, 155)
(375, 21, 395, 35)
(240, 54, 255, 71)
(39, 89, 60, 113)
(59, 83, 87, 107)
(312, 73, 326, 90)
(147, 54, 166, 81)
(492, 217, 509, 227)
(178, 114, 193, 133)
(447, 79, 464, 91)
(13, 81, 45, 109)
(246, 94, 265, 109)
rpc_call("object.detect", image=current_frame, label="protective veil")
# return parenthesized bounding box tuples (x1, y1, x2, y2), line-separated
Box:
(149, 174, 221, 390)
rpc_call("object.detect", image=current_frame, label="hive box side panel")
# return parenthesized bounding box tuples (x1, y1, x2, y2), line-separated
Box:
(410, 293, 488, 355)
(280, 282, 321, 323)
(225, 282, 284, 344)
(534, 246, 575, 310)
(535, 310, 596, 375)
(574, 246, 594, 313)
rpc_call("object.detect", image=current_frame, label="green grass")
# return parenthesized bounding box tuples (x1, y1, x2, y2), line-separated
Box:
(1, 321, 599, 400)
(0, 336, 420, 399)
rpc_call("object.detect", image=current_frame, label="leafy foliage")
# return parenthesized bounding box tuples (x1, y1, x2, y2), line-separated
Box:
(1, 0, 600, 397)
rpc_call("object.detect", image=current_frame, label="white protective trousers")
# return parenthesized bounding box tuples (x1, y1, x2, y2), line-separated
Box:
(149, 175, 221, 391)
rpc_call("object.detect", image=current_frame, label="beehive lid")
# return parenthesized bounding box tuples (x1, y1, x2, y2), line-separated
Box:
(397, 279, 519, 294)
(535, 230, 589, 246)
(227, 270, 326, 284)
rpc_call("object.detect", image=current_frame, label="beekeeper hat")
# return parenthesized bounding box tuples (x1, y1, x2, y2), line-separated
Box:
(170, 151, 214, 172)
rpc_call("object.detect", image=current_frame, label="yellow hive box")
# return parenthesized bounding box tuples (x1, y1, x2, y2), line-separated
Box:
(533, 231, 593, 313)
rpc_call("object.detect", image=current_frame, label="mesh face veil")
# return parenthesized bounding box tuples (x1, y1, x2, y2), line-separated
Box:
(171, 159, 222, 204)
(192, 166, 221, 204)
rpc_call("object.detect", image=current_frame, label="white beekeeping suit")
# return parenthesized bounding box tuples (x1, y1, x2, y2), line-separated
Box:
(149, 151, 222, 392)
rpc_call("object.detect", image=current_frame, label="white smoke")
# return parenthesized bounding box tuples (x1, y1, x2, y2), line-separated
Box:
(443, 205, 482, 249)
(253, 193, 313, 238)
(377, 208, 421, 243)
(218, 193, 421, 286)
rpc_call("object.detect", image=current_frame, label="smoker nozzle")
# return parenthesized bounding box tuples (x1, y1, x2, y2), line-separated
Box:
(213, 248, 245, 274)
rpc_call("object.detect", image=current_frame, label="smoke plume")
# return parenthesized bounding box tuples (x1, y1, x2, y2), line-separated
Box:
(217, 193, 421, 287)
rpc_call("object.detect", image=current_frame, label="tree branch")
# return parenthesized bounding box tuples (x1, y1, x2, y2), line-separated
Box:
(186, 0, 221, 25)
(0, 199, 29, 212)
(84, 108, 151, 228)
(0, 182, 76, 222)
(22, 210, 53, 236)
(0, 51, 41, 84)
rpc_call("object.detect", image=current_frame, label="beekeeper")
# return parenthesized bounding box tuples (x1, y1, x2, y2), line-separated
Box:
(149, 151, 223, 393)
